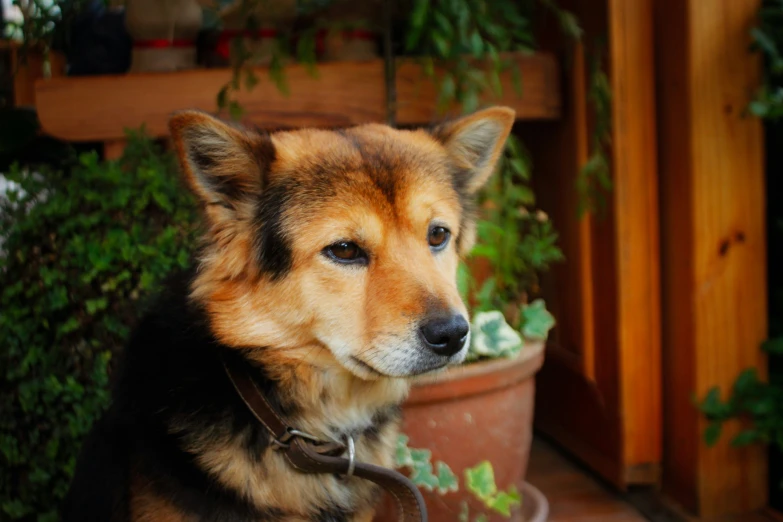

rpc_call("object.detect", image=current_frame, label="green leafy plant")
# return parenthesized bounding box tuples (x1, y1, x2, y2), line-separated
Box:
(0, 130, 199, 521)
(395, 438, 521, 521)
(466, 302, 555, 362)
(748, 0, 783, 120)
(467, 310, 525, 361)
(699, 341, 783, 450)
(467, 134, 564, 318)
(395, 435, 459, 495)
(463, 461, 521, 518)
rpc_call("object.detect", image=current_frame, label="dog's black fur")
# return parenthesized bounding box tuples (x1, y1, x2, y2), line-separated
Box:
(61, 271, 377, 522)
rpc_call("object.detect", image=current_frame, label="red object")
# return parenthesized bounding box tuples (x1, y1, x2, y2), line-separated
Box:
(317, 28, 376, 41)
(216, 29, 278, 61)
(133, 39, 195, 49)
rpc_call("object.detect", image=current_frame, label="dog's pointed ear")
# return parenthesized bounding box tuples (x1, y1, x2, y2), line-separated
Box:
(432, 106, 515, 194)
(169, 111, 275, 210)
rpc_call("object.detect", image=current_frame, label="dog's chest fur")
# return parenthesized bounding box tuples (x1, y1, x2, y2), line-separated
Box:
(62, 275, 407, 522)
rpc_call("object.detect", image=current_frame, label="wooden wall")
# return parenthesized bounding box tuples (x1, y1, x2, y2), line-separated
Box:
(655, 0, 768, 517)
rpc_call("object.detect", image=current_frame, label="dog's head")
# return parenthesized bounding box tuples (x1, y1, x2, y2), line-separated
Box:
(169, 107, 514, 379)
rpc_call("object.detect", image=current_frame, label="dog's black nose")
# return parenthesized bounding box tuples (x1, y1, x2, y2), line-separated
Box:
(419, 314, 469, 357)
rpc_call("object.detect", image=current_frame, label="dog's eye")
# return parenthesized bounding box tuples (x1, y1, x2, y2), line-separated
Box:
(428, 226, 451, 250)
(324, 241, 368, 265)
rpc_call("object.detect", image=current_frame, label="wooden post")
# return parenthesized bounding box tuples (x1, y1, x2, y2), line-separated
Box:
(656, 0, 768, 517)
(103, 139, 128, 161)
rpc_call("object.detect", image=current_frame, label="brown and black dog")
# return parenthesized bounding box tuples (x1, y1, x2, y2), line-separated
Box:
(62, 106, 515, 522)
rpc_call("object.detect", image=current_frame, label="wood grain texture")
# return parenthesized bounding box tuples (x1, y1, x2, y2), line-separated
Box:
(33, 53, 560, 142)
(528, 0, 660, 490)
(0, 41, 66, 107)
(656, 0, 768, 517)
(608, 0, 662, 479)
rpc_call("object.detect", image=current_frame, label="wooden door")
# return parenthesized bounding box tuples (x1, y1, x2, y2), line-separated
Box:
(519, 0, 661, 487)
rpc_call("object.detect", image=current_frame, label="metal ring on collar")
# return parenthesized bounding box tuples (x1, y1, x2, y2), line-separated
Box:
(345, 434, 356, 477)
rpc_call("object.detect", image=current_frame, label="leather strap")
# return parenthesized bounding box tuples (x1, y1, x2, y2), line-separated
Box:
(222, 354, 428, 522)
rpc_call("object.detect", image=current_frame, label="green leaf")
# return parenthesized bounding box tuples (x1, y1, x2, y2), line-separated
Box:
(733, 368, 761, 396)
(487, 487, 522, 516)
(435, 462, 459, 494)
(699, 387, 725, 418)
(410, 462, 440, 491)
(433, 32, 450, 58)
(464, 461, 498, 501)
(244, 68, 259, 91)
(762, 337, 783, 354)
(749, 100, 770, 118)
(84, 297, 108, 315)
(470, 310, 524, 359)
(704, 422, 723, 446)
(228, 101, 244, 121)
(519, 299, 555, 340)
(731, 430, 761, 447)
(395, 434, 413, 467)
(217, 85, 229, 109)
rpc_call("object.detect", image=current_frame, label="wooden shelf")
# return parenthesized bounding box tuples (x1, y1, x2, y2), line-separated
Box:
(33, 52, 560, 144)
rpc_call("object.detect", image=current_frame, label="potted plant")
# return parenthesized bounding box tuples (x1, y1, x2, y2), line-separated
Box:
(385, 302, 554, 522)
(123, 0, 206, 72)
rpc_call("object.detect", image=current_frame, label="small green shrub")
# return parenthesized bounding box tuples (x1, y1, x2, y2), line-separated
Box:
(0, 131, 199, 521)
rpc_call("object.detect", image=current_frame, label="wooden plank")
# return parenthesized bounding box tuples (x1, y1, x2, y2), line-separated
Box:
(34, 53, 561, 142)
(656, 0, 768, 517)
(608, 0, 662, 481)
(1, 41, 67, 107)
(395, 53, 561, 125)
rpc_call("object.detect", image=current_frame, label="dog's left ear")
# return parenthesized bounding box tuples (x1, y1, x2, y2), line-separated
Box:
(432, 106, 515, 195)
(168, 110, 274, 212)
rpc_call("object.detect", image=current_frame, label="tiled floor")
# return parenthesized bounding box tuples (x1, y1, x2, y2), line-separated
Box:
(527, 438, 648, 522)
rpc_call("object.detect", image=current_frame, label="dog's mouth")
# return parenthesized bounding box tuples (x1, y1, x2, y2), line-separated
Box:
(346, 352, 454, 380)
(349, 356, 387, 377)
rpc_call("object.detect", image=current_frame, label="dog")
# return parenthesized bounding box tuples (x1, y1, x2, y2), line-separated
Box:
(62, 106, 515, 522)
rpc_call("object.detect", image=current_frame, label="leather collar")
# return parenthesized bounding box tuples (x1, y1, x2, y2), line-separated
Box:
(221, 353, 428, 522)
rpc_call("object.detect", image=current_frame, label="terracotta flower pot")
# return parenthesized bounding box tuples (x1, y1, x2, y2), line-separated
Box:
(218, 0, 296, 66)
(375, 341, 546, 522)
(317, 28, 378, 62)
(125, 0, 203, 72)
(315, 0, 380, 62)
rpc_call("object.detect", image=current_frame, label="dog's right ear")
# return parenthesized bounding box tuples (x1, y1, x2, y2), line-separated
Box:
(168, 111, 275, 212)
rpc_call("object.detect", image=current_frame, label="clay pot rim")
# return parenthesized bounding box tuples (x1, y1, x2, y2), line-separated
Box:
(405, 340, 545, 406)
